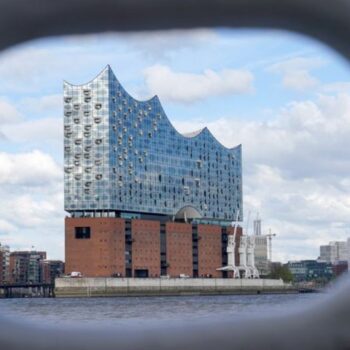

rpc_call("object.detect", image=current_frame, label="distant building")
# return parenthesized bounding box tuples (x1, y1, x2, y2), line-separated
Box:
(40, 260, 65, 284)
(254, 235, 269, 275)
(320, 241, 348, 264)
(287, 260, 334, 282)
(10, 251, 47, 284)
(251, 216, 269, 276)
(320, 245, 336, 263)
(332, 260, 348, 278)
(253, 217, 261, 236)
(0, 244, 10, 284)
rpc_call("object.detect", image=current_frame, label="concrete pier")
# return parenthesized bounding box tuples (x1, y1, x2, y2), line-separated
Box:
(0, 283, 55, 298)
(55, 277, 294, 297)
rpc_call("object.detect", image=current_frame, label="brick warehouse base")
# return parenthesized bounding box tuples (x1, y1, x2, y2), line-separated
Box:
(65, 217, 242, 278)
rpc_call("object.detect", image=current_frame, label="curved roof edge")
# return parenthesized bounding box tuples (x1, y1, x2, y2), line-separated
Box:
(182, 128, 206, 138)
(64, 65, 242, 152)
(180, 126, 241, 152)
(63, 65, 110, 87)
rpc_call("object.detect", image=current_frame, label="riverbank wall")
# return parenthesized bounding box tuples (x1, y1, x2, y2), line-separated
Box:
(55, 277, 295, 297)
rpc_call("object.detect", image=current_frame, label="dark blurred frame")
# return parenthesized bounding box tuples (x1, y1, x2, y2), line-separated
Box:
(0, 1, 349, 349)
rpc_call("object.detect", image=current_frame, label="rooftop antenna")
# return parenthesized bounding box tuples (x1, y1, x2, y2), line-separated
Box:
(245, 210, 251, 236)
(232, 210, 239, 240)
(253, 212, 261, 236)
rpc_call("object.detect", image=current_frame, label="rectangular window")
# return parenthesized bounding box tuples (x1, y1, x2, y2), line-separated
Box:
(75, 227, 91, 239)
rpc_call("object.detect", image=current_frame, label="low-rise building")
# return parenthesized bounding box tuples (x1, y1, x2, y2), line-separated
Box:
(10, 251, 47, 284)
(287, 260, 334, 282)
(0, 244, 10, 284)
(41, 260, 65, 284)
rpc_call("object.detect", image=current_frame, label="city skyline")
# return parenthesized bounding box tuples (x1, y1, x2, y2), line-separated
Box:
(0, 29, 350, 261)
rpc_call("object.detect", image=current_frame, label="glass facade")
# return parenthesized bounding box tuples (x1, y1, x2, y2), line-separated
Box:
(64, 66, 242, 221)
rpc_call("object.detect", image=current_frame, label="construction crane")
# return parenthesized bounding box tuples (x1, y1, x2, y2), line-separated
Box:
(216, 211, 241, 278)
(266, 229, 276, 262)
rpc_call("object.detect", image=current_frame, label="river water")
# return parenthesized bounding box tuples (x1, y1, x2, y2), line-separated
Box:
(0, 293, 323, 328)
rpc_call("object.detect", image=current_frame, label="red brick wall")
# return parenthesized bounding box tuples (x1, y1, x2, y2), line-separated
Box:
(65, 217, 242, 279)
(333, 262, 348, 277)
(131, 219, 160, 277)
(198, 224, 222, 278)
(9, 254, 15, 283)
(65, 217, 125, 277)
(41, 262, 50, 284)
(166, 222, 193, 277)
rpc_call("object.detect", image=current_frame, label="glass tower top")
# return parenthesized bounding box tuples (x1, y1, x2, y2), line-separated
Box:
(64, 66, 242, 221)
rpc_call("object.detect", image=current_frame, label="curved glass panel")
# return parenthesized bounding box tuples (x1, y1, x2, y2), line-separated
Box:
(64, 66, 242, 221)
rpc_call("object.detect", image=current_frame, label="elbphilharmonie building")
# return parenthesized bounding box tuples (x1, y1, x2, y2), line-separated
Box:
(64, 65, 242, 223)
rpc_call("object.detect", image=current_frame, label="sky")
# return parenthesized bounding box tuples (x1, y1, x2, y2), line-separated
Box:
(0, 28, 350, 262)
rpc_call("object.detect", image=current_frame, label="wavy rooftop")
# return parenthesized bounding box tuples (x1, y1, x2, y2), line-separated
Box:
(64, 65, 242, 221)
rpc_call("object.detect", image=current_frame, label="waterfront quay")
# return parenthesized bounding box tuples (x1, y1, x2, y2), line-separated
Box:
(55, 277, 293, 297)
(0, 283, 55, 298)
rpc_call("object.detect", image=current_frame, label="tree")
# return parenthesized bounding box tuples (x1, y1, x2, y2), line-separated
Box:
(267, 264, 294, 283)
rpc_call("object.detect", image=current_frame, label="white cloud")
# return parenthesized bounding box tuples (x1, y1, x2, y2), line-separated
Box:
(1, 226, 64, 259)
(0, 97, 22, 124)
(0, 219, 18, 235)
(321, 81, 350, 94)
(283, 70, 318, 91)
(0, 30, 220, 96)
(0, 47, 54, 94)
(0, 96, 62, 145)
(143, 65, 254, 103)
(176, 93, 350, 179)
(0, 150, 64, 259)
(173, 92, 350, 261)
(267, 57, 323, 91)
(244, 165, 350, 262)
(0, 150, 61, 187)
(0, 95, 63, 149)
(20, 94, 61, 114)
(2, 194, 62, 228)
(2, 117, 62, 144)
